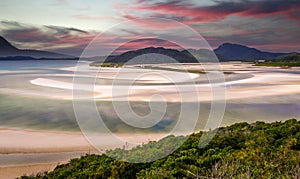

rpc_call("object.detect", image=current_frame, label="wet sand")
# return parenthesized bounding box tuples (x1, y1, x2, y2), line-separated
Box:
(0, 128, 94, 154)
(0, 128, 168, 178)
(0, 163, 59, 179)
(0, 128, 169, 153)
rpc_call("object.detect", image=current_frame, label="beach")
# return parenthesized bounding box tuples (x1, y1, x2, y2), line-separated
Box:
(0, 61, 300, 178)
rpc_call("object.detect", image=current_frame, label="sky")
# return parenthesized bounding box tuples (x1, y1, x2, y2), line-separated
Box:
(0, 0, 299, 56)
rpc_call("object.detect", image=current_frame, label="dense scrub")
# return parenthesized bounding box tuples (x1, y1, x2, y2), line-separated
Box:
(21, 119, 300, 178)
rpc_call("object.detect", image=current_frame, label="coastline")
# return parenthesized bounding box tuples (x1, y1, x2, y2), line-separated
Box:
(0, 163, 59, 179)
(0, 128, 169, 178)
(1, 62, 300, 178)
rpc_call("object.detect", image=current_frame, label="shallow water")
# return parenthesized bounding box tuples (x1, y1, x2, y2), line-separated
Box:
(0, 60, 77, 71)
(0, 60, 299, 132)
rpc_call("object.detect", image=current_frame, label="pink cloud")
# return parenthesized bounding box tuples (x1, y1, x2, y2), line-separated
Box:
(123, 14, 184, 30)
(128, 0, 300, 25)
(113, 38, 184, 54)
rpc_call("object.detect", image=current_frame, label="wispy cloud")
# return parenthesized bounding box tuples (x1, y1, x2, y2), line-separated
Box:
(71, 14, 110, 21)
(127, 0, 300, 24)
(0, 21, 186, 56)
(112, 38, 184, 54)
(0, 21, 96, 56)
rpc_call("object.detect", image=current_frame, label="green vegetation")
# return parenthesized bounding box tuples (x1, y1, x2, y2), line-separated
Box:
(256, 62, 300, 68)
(90, 63, 124, 68)
(21, 119, 300, 178)
(141, 65, 206, 74)
(255, 53, 300, 68)
(138, 65, 234, 75)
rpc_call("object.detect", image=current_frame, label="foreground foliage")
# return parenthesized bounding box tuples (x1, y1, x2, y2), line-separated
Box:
(22, 119, 300, 178)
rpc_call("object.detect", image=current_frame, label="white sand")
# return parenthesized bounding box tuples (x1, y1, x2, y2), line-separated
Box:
(1, 62, 299, 102)
(28, 70, 300, 102)
(1, 62, 298, 102)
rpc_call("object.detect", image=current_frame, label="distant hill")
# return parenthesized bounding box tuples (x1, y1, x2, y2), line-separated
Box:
(214, 43, 287, 60)
(0, 36, 73, 58)
(104, 47, 198, 64)
(92, 43, 292, 65)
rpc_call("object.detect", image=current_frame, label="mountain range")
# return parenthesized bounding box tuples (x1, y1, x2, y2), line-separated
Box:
(0, 36, 72, 58)
(103, 44, 290, 64)
(0, 36, 293, 61)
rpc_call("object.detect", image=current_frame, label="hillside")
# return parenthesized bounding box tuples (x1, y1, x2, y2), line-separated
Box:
(214, 43, 287, 60)
(21, 119, 300, 178)
(103, 47, 199, 64)
(0, 36, 72, 58)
